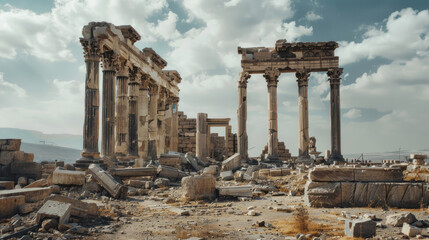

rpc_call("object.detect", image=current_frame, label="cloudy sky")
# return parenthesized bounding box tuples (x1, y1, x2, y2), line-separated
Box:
(0, 0, 428, 156)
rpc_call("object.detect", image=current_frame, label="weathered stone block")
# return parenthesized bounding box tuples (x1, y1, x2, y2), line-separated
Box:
(386, 183, 422, 208)
(220, 171, 234, 181)
(45, 195, 99, 218)
(367, 183, 387, 207)
(270, 168, 282, 177)
(36, 200, 72, 224)
(23, 153, 34, 162)
(0, 139, 21, 151)
(354, 168, 403, 182)
(340, 182, 356, 207)
(345, 219, 376, 238)
(185, 153, 203, 171)
(110, 167, 157, 177)
(10, 161, 42, 179)
(181, 175, 216, 200)
(410, 154, 427, 160)
(0, 195, 25, 218)
(305, 181, 341, 208)
(88, 164, 127, 199)
(386, 212, 417, 227)
(0, 151, 14, 166)
(52, 168, 85, 185)
(0, 181, 15, 190)
(402, 223, 422, 237)
(309, 167, 354, 182)
(157, 165, 188, 181)
(24, 179, 48, 188)
(0, 187, 52, 202)
(221, 153, 241, 171)
(128, 179, 146, 188)
(218, 185, 253, 197)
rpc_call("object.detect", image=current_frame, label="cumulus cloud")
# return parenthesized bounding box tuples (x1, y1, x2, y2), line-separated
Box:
(0, 72, 26, 97)
(305, 11, 322, 21)
(0, 0, 173, 61)
(344, 108, 362, 119)
(337, 8, 429, 65)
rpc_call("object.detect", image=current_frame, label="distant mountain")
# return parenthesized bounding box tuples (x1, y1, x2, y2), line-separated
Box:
(344, 149, 429, 162)
(0, 128, 82, 149)
(20, 142, 81, 164)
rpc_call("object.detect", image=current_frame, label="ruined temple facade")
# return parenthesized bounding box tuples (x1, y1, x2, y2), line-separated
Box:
(76, 22, 181, 168)
(237, 40, 344, 163)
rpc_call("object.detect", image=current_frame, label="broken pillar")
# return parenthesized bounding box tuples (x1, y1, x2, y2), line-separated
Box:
(0, 187, 52, 202)
(109, 167, 157, 177)
(196, 113, 208, 160)
(221, 153, 241, 171)
(217, 185, 253, 197)
(88, 164, 127, 199)
(237, 72, 250, 161)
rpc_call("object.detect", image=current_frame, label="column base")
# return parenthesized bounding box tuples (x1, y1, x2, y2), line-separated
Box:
(328, 152, 345, 163)
(295, 155, 314, 165)
(75, 152, 105, 169)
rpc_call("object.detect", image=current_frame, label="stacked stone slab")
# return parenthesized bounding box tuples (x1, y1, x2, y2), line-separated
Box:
(260, 142, 291, 162)
(305, 167, 429, 208)
(0, 139, 41, 180)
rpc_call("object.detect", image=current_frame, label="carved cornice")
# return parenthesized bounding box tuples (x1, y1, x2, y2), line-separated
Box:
(263, 67, 280, 87)
(101, 51, 118, 72)
(327, 68, 343, 85)
(296, 69, 310, 87)
(80, 39, 100, 62)
(238, 71, 251, 88)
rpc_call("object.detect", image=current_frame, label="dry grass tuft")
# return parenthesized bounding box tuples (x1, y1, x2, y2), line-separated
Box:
(175, 224, 225, 239)
(294, 205, 309, 233)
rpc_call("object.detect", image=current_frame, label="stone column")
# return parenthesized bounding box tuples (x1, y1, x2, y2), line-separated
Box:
(164, 96, 174, 152)
(263, 67, 280, 159)
(327, 68, 344, 162)
(237, 71, 250, 161)
(101, 51, 117, 162)
(224, 126, 229, 158)
(148, 83, 159, 160)
(196, 113, 208, 160)
(136, 75, 150, 166)
(296, 69, 311, 162)
(170, 99, 179, 152)
(115, 59, 129, 158)
(157, 88, 167, 156)
(79, 39, 101, 161)
(127, 67, 139, 158)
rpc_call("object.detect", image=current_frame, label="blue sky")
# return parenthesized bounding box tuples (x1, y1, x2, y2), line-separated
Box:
(0, 0, 428, 155)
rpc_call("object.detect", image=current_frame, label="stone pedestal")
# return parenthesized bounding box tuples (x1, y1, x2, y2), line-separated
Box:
(76, 39, 103, 168)
(327, 68, 344, 162)
(101, 51, 117, 162)
(296, 69, 312, 163)
(237, 72, 250, 161)
(263, 67, 280, 159)
(115, 60, 130, 159)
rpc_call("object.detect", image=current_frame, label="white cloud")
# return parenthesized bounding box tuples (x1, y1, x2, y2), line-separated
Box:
(338, 8, 429, 65)
(0, 72, 26, 97)
(305, 11, 322, 21)
(344, 108, 362, 119)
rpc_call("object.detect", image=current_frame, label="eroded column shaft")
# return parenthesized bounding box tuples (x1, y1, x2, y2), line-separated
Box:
(296, 70, 310, 159)
(128, 75, 139, 157)
(196, 113, 208, 160)
(328, 68, 344, 161)
(137, 87, 149, 161)
(115, 74, 129, 157)
(264, 68, 280, 158)
(237, 72, 250, 161)
(101, 70, 116, 159)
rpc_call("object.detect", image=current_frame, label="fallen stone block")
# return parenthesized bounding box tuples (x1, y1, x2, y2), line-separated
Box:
(182, 175, 216, 201)
(402, 222, 422, 237)
(345, 219, 376, 238)
(18, 202, 42, 214)
(45, 195, 99, 218)
(0, 195, 25, 218)
(36, 200, 72, 225)
(157, 165, 188, 181)
(128, 179, 146, 188)
(0, 180, 15, 189)
(110, 167, 157, 177)
(154, 178, 170, 188)
(185, 153, 203, 171)
(305, 181, 341, 208)
(309, 167, 354, 182)
(168, 207, 189, 216)
(10, 161, 42, 179)
(24, 178, 48, 189)
(0, 187, 52, 202)
(0, 139, 21, 151)
(220, 171, 234, 181)
(221, 153, 241, 171)
(158, 154, 182, 168)
(269, 168, 282, 177)
(244, 165, 258, 180)
(52, 167, 85, 185)
(202, 165, 218, 176)
(218, 185, 253, 198)
(386, 212, 417, 227)
(88, 164, 127, 199)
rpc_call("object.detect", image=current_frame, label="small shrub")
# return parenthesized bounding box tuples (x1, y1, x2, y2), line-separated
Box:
(294, 205, 309, 233)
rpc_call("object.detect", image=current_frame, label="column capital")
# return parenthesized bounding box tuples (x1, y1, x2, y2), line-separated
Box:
(101, 51, 118, 71)
(296, 69, 310, 86)
(238, 71, 251, 88)
(140, 74, 150, 90)
(327, 68, 343, 85)
(263, 67, 280, 87)
(148, 83, 159, 96)
(128, 66, 140, 84)
(117, 58, 130, 77)
(80, 39, 100, 62)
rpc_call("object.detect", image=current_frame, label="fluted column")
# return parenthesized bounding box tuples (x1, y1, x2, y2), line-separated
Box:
(157, 88, 167, 156)
(237, 71, 251, 161)
(136, 75, 150, 165)
(80, 39, 101, 160)
(263, 67, 280, 158)
(296, 69, 311, 162)
(148, 83, 159, 160)
(115, 59, 129, 158)
(101, 51, 117, 162)
(327, 68, 344, 162)
(128, 67, 139, 157)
